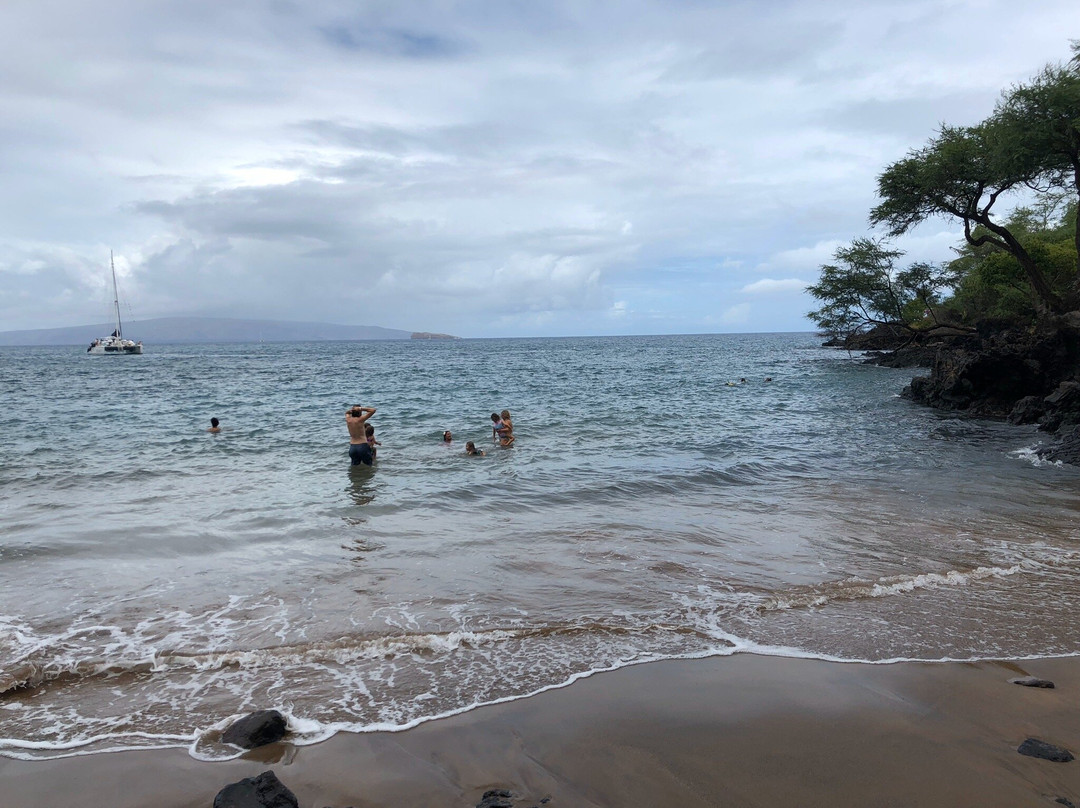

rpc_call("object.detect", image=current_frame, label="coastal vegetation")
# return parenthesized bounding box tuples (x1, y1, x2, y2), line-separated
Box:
(809, 42, 1080, 343)
(808, 43, 1080, 460)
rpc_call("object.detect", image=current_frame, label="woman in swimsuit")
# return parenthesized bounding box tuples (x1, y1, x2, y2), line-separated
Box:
(496, 409, 515, 447)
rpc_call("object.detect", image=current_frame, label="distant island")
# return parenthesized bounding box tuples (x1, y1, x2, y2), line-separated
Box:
(0, 317, 418, 346)
(410, 332, 460, 340)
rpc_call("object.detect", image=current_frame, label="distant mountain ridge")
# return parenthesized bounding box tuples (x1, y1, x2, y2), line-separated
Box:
(0, 317, 414, 346)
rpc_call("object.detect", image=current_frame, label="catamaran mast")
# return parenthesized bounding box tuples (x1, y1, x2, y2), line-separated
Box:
(110, 250, 123, 340)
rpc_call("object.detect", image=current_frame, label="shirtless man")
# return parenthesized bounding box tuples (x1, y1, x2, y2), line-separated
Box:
(345, 405, 377, 466)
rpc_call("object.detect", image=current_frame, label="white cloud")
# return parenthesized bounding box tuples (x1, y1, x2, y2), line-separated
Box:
(762, 241, 847, 274)
(719, 303, 751, 325)
(740, 278, 808, 295)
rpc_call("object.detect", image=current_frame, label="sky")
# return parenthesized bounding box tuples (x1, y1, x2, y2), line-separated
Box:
(0, 1, 1076, 338)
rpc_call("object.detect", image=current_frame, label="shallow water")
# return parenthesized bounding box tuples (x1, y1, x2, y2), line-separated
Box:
(1, 334, 1078, 759)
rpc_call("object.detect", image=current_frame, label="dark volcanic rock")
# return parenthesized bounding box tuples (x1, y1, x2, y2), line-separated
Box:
(904, 317, 1080, 428)
(213, 770, 299, 808)
(1008, 395, 1045, 425)
(1045, 380, 1080, 409)
(863, 344, 939, 368)
(1017, 738, 1075, 762)
(222, 710, 288, 749)
(478, 789, 516, 808)
(1041, 426, 1080, 465)
(1009, 676, 1055, 688)
(822, 323, 910, 351)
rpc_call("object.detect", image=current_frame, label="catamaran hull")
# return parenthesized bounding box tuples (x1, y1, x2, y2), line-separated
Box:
(87, 342, 143, 355)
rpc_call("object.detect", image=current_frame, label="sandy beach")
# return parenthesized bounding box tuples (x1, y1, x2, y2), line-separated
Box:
(4, 652, 1080, 807)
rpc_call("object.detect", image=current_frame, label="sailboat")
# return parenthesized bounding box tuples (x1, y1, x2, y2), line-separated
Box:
(87, 252, 143, 355)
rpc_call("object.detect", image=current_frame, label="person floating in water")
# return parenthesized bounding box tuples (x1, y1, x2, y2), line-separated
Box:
(365, 424, 381, 459)
(345, 405, 377, 466)
(208, 417, 221, 433)
(443, 430, 453, 443)
(465, 441, 485, 456)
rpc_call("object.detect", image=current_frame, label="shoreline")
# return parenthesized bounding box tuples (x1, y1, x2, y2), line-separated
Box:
(5, 653, 1080, 807)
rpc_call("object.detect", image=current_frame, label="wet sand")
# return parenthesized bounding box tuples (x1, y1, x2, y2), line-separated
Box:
(4, 653, 1080, 807)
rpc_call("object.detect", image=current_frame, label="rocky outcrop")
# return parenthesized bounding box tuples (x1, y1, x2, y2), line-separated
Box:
(824, 323, 912, 351)
(845, 315, 1080, 464)
(1041, 425, 1080, 465)
(901, 317, 1080, 422)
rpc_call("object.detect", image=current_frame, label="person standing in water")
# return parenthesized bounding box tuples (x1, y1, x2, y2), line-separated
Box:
(346, 405, 377, 466)
(497, 409, 515, 447)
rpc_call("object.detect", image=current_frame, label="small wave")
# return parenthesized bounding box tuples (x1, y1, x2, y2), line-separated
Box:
(1009, 445, 1062, 468)
(0, 620, 716, 698)
(759, 563, 1026, 612)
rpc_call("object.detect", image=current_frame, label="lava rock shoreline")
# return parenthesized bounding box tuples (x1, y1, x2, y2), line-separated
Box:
(832, 314, 1080, 464)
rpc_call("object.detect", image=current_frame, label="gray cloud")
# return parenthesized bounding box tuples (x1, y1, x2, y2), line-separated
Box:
(0, 0, 1074, 337)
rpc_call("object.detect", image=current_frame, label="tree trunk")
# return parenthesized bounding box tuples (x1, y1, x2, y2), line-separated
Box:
(982, 218, 1064, 314)
(1072, 157, 1080, 306)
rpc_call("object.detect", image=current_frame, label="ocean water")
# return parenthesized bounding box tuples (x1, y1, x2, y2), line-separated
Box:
(1, 333, 1079, 760)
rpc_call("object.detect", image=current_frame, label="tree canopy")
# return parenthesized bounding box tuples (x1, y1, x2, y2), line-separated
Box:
(807, 239, 958, 342)
(811, 44, 1080, 337)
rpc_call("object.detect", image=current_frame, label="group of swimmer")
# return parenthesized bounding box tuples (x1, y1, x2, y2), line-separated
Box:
(206, 406, 513, 467)
(725, 377, 772, 387)
(204, 406, 514, 467)
(344, 405, 514, 466)
(440, 409, 515, 457)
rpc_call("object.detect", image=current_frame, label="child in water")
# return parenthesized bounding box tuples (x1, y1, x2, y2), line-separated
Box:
(365, 424, 381, 459)
(465, 441, 485, 456)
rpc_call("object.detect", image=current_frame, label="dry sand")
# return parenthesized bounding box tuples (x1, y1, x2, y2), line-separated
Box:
(4, 653, 1080, 807)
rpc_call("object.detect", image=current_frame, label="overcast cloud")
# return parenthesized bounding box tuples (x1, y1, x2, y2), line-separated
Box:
(0, 0, 1074, 337)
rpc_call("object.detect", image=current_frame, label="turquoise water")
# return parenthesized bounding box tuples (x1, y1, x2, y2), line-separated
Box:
(1, 334, 1079, 759)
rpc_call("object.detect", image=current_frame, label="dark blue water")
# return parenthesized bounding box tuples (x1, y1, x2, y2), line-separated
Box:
(2, 334, 1078, 760)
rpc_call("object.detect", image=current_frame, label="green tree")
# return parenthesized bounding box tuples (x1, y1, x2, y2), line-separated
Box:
(948, 200, 1078, 322)
(870, 123, 1063, 313)
(807, 239, 959, 342)
(871, 48, 1080, 314)
(991, 50, 1080, 286)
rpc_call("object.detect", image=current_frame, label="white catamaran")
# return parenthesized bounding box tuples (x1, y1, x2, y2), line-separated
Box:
(87, 251, 143, 355)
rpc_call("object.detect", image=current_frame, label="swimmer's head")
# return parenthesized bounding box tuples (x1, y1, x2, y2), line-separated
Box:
(443, 430, 452, 442)
(210, 417, 219, 428)
(350, 406, 363, 417)
(366, 424, 374, 436)
(500, 409, 511, 421)
(491, 413, 501, 423)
